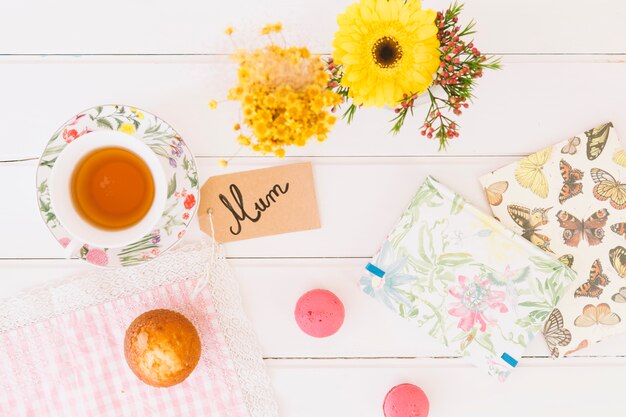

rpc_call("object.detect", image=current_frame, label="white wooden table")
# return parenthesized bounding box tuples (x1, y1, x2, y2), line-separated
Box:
(2, 1, 626, 415)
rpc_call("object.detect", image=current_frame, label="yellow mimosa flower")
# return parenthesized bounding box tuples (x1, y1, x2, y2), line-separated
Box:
(226, 41, 341, 157)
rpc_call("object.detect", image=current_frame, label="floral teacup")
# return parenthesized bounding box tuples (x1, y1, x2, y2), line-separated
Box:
(48, 130, 168, 255)
(37, 105, 199, 267)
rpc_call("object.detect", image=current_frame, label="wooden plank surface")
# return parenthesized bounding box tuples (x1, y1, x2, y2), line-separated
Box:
(1, 57, 626, 160)
(267, 358, 626, 417)
(2, 0, 626, 416)
(3, 258, 626, 359)
(1, 1, 625, 54)
(0, 156, 514, 259)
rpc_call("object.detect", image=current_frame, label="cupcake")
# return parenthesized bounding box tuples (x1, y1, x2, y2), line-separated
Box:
(124, 309, 201, 387)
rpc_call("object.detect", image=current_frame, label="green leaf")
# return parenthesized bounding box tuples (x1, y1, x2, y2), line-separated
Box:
(40, 158, 57, 168)
(342, 103, 358, 123)
(437, 270, 456, 282)
(49, 129, 62, 142)
(39, 198, 49, 211)
(407, 306, 419, 319)
(96, 118, 113, 130)
(474, 332, 496, 355)
(450, 194, 465, 215)
(167, 175, 177, 199)
(563, 268, 577, 283)
(528, 310, 549, 321)
(515, 317, 533, 328)
(437, 252, 473, 266)
(163, 202, 177, 216)
(452, 331, 470, 343)
(529, 255, 561, 272)
(460, 328, 477, 351)
(535, 277, 544, 294)
(518, 301, 550, 308)
(399, 304, 406, 318)
(187, 173, 198, 188)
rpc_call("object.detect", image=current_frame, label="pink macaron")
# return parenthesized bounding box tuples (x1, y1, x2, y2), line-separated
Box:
(294, 289, 345, 338)
(383, 383, 430, 417)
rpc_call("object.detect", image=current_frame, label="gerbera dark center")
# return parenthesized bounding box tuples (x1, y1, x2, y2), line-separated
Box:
(372, 36, 403, 68)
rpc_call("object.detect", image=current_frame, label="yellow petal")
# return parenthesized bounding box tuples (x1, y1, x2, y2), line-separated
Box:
(375, 0, 391, 21)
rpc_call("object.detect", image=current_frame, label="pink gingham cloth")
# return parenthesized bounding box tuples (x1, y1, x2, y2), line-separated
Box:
(0, 278, 250, 416)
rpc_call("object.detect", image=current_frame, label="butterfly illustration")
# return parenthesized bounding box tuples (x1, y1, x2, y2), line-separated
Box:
(612, 287, 626, 303)
(558, 159, 584, 204)
(574, 303, 621, 327)
(514, 147, 552, 198)
(558, 254, 574, 268)
(555, 209, 609, 247)
(507, 205, 553, 252)
(611, 223, 626, 239)
(574, 259, 609, 298)
(613, 149, 626, 167)
(585, 122, 613, 161)
(564, 339, 589, 357)
(561, 136, 581, 155)
(485, 181, 508, 206)
(590, 168, 626, 210)
(543, 308, 572, 358)
(609, 246, 626, 277)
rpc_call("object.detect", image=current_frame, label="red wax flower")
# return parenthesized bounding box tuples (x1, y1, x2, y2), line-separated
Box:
(184, 194, 196, 210)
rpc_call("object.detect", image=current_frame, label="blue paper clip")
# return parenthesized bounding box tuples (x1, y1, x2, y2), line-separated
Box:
(365, 263, 385, 278)
(501, 352, 518, 368)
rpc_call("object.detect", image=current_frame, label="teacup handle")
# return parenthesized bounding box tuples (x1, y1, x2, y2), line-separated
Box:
(63, 239, 84, 259)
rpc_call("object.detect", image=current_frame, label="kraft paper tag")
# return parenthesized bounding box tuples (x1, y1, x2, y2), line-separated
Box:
(198, 162, 320, 243)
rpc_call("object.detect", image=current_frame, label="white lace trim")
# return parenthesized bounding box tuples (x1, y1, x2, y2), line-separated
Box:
(0, 238, 278, 417)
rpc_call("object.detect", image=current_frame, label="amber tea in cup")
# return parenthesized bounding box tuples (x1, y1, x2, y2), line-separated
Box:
(70, 147, 155, 230)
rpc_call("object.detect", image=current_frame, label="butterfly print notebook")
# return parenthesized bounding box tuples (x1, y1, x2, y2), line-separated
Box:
(361, 176, 576, 381)
(480, 122, 626, 358)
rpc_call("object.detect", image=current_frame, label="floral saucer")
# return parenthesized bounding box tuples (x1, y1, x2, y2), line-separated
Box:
(36, 105, 199, 267)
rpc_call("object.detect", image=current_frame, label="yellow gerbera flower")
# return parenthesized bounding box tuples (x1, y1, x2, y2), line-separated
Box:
(332, 0, 440, 107)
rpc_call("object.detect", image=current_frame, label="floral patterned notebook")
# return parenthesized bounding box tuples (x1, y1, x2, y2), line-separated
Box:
(480, 122, 626, 358)
(361, 176, 576, 381)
